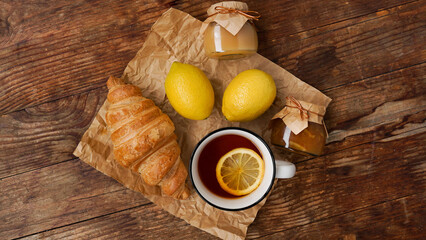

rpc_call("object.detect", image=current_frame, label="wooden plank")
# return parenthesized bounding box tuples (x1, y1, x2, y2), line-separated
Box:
(325, 63, 425, 130)
(175, 0, 413, 34)
(21, 195, 426, 239)
(1, 63, 424, 178)
(322, 63, 426, 154)
(0, 0, 171, 115)
(0, 159, 150, 240)
(253, 194, 425, 239)
(267, 1, 426, 90)
(7, 132, 424, 239)
(0, 0, 421, 114)
(23, 204, 218, 240)
(325, 97, 425, 156)
(247, 133, 426, 237)
(0, 87, 106, 179)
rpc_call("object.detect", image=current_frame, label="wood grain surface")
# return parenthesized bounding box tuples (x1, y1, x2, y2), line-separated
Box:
(0, 0, 425, 239)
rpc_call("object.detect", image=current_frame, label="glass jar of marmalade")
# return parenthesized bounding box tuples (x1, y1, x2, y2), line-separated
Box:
(202, 2, 259, 59)
(270, 97, 328, 156)
(271, 119, 327, 156)
(204, 21, 258, 59)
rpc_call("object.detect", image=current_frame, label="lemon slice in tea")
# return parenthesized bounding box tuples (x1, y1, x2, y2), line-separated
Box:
(216, 148, 265, 196)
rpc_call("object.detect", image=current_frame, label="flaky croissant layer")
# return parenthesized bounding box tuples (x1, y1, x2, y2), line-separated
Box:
(105, 76, 189, 200)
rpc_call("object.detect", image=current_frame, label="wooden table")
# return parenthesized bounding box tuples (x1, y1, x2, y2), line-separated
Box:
(1, 0, 425, 239)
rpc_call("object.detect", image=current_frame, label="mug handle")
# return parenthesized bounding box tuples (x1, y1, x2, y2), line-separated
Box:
(275, 160, 296, 178)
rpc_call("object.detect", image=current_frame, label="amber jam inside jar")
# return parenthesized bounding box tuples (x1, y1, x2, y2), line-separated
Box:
(203, 21, 258, 59)
(270, 119, 327, 156)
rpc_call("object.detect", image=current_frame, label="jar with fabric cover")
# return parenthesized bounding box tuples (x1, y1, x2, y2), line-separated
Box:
(201, 1, 260, 59)
(270, 97, 328, 156)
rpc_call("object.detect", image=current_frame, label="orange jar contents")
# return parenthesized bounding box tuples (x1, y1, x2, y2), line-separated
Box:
(270, 119, 327, 156)
(204, 21, 258, 59)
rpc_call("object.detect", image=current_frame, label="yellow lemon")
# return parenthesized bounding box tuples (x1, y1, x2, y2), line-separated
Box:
(216, 148, 265, 196)
(165, 62, 214, 120)
(222, 69, 276, 122)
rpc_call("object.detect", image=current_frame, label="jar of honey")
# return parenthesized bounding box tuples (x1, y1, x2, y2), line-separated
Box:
(202, 1, 259, 59)
(271, 119, 327, 156)
(270, 97, 328, 156)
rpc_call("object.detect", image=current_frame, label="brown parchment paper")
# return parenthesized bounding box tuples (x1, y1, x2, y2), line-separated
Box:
(74, 8, 331, 240)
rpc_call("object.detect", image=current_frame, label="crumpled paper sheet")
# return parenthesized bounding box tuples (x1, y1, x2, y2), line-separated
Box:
(74, 8, 331, 240)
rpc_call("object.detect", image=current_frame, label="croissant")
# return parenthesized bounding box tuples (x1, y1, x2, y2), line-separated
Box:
(105, 76, 190, 199)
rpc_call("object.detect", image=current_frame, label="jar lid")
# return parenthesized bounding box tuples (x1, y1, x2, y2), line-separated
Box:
(201, 1, 255, 36)
(207, 1, 249, 16)
(272, 97, 327, 135)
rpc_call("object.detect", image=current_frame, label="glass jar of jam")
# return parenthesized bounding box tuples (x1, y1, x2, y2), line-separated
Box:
(271, 119, 327, 156)
(204, 21, 258, 59)
(270, 97, 328, 156)
(202, 2, 259, 59)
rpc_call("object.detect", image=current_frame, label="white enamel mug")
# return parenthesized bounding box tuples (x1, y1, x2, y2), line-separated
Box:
(190, 127, 296, 211)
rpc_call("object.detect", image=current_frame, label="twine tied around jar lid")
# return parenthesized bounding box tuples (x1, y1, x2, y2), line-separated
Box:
(285, 96, 324, 121)
(272, 96, 327, 135)
(200, 1, 259, 36)
(207, 6, 261, 21)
